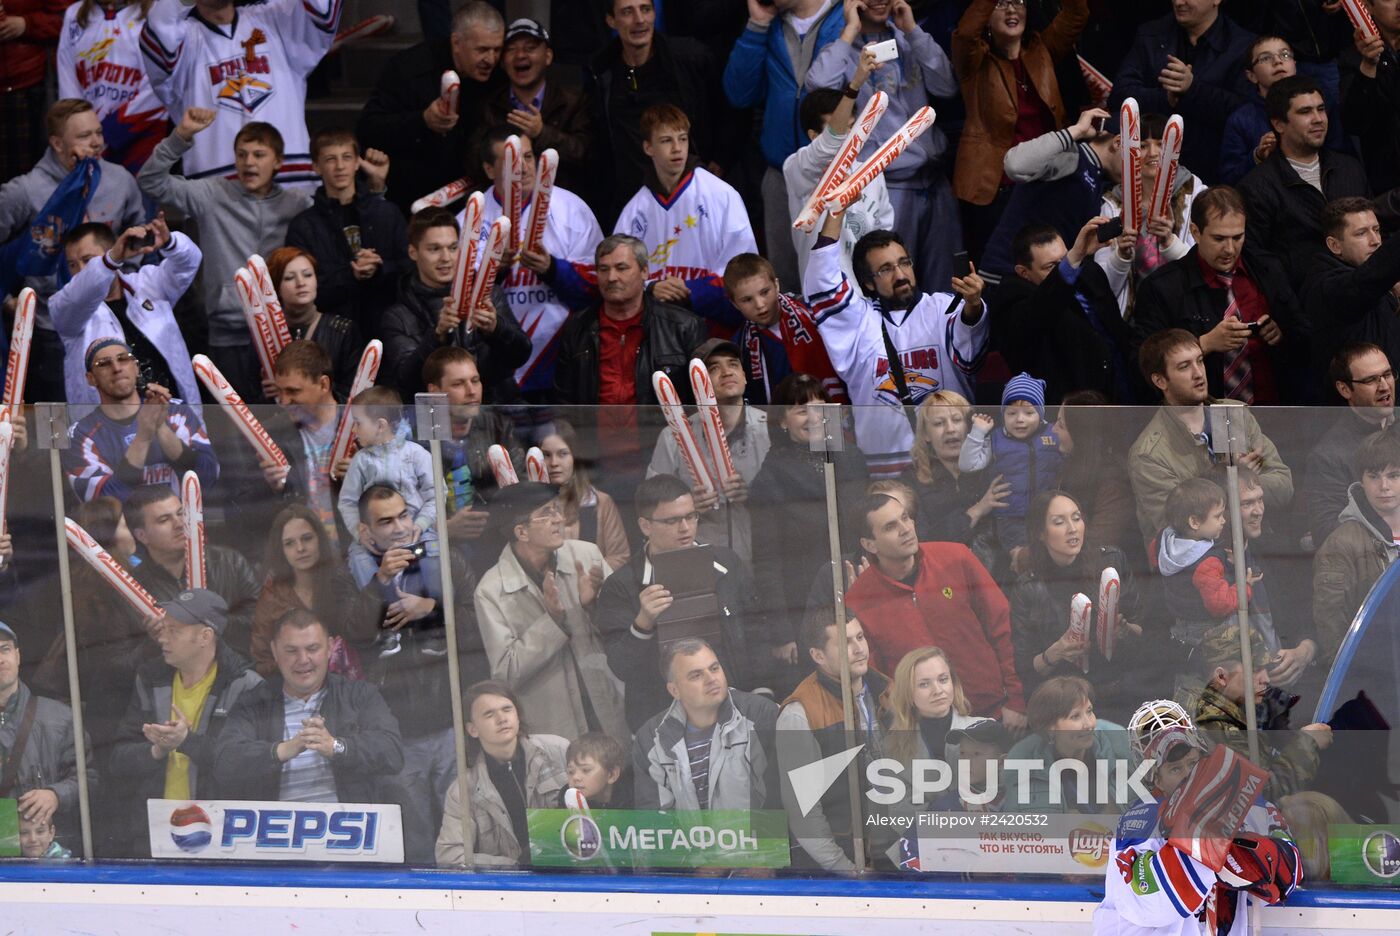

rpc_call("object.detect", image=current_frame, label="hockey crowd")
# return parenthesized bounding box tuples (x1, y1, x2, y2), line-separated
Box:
(1, 0, 1398, 927)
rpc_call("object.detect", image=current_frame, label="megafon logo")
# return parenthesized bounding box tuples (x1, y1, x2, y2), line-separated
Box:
(169, 804, 213, 853)
(786, 744, 1157, 812)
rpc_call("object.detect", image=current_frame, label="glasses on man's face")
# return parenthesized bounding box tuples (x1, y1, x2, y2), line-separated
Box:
(873, 257, 915, 279)
(648, 510, 700, 528)
(531, 504, 564, 523)
(91, 353, 137, 371)
(1350, 370, 1395, 387)
(1252, 50, 1294, 67)
(993, 0, 1026, 9)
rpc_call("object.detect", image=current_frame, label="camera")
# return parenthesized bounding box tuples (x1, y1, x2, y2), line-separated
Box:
(136, 361, 155, 398)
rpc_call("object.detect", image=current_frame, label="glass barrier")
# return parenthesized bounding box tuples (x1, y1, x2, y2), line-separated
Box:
(1, 400, 1394, 892)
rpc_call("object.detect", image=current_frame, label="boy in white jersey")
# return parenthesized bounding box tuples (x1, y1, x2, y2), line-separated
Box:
(139, 0, 341, 186)
(614, 104, 756, 307)
(803, 205, 988, 478)
(477, 127, 604, 397)
(58, 0, 169, 172)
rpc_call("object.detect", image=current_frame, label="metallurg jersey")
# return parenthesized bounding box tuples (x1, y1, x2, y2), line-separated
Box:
(614, 166, 757, 283)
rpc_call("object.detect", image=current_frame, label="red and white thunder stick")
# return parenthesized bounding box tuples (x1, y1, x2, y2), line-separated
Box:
(192, 354, 289, 467)
(821, 106, 936, 214)
(1068, 592, 1092, 674)
(440, 70, 460, 114)
(488, 444, 519, 486)
(448, 191, 486, 322)
(525, 447, 547, 483)
(182, 470, 207, 589)
(524, 148, 558, 254)
(410, 178, 470, 215)
(1342, 0, 1380, 40)
(247, 254, 292, 352)
(792, 90, 889, 233)
(1077, 55, 1113, 107)
(1147, 115, 1184, 227)
(502, 134, 525, 255)
(1097, 567, 1120, 662)
(1120, 97, 1142, 235)
(466, 216, 511, 324)
(328, 339, 383, 474)
(652, 371, 717, 495)
(235, 267, 278, 381)
(0, 421, 11, 537)
(65, 517, 164, 619)
(688, 358, 737, 484)
(1, 286, 35, 422)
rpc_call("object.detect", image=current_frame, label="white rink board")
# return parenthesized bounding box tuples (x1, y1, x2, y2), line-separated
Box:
(0, 882, 1396, 935)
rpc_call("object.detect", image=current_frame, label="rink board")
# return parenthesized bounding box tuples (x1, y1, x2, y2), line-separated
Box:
(0, 865, 1398, 933)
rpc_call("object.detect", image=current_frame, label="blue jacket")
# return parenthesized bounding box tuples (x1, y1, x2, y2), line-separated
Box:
(723, 2, 846, 169)
(982, 140, 1109, 274)
(988, 424, 1063, 519)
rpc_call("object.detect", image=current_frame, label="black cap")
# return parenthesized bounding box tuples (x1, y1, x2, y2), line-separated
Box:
(505, 17, 550, 45)
(492, 481, 560, 528)
(946, 718, 1011, 750)
(159, 589, 229, 637)
(692, 338, 742, 365)
(0, 621, 17, 646)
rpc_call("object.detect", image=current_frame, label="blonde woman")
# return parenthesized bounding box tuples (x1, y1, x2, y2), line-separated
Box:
(901, 390, 1009, 555)
(886, 646, 978, 767)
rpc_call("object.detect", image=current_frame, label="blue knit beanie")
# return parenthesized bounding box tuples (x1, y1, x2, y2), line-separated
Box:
(1002, 372, 1047, 422)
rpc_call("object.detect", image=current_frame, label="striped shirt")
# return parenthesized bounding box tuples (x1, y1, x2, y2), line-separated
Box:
(684, 724, 714, 809)
(278, 688, 336, 802)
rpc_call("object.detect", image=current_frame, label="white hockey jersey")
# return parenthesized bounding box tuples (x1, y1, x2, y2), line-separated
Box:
(139, 0, 340, 185)
(57, 3, 169, 172)
(803, 238, 988, 476)
(459, 185, 603, 393)
(614, 166, 757, 283)
(1093, 794, 1292, 936)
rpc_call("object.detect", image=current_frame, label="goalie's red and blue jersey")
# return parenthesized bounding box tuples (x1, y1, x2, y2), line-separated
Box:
(140, 0, 341, 185)
(63, 401, 219, 503)
(802, 237, 988, 476)
(1093, 795, 1292, 936)
(58, 5, 169, 172)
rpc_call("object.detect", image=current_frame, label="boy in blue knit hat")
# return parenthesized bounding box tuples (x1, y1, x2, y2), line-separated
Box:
(957, 373, 1063, 557)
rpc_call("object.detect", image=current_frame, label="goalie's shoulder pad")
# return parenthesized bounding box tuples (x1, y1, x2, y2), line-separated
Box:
(1116, 798, 1163, 849)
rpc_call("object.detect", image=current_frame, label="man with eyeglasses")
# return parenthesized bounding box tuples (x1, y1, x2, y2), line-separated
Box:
(475, 481, 626, 741)
(804, 199, 987, 478)
(1109, 0, 1256, 185)
(1219, 36, 1346, 185)
(1301, 198, 1400, 398)
(598, 473, 757, 731)
(62, 337, 218, 504)
(1302, 342, 1395, 545)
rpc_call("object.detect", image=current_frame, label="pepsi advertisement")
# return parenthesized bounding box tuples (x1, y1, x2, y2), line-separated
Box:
(147, 799, 404, 863)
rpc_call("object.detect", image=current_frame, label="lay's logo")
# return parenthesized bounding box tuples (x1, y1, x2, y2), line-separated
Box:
(1069, 823, 1111, 867)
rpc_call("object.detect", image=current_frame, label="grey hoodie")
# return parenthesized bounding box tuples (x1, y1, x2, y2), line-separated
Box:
(138, 133, 312, 346)
(0, 150, 144, 329)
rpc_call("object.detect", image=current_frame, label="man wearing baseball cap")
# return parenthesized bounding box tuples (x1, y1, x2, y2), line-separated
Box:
(61, 336, 218, 504)
(481, 18, 592, 195)
(0, 621, 96, 850)
(645, 337, 770, 562)
(108, 590, 263, 827)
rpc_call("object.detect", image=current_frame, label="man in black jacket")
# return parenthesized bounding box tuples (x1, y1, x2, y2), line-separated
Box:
(357, 2, 506, 215)
(123, 486, 260, 661)
(587, 0, 722, 217)
(1300, 197, 1400, 388)
(549, 234, 707, 407)
(285, 128, 411, 333)
(108, 590, 263, 850)
(381, 207, 531, 400)
(597, 474, 756, 732)
(1239, 76, 1370, 290)
(213, 609, 404, 804)
(1342, 4, 1400, 194)
(995, 218, 1137, 403)
(1131, 186, 1297, 403)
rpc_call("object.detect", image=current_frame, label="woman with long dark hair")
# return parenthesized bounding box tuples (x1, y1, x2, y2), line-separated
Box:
(1052, 390, 1137, 558)
(264, 247, 365, 400)
(538, 419, 630, 571)
(250, 503, 368, 677)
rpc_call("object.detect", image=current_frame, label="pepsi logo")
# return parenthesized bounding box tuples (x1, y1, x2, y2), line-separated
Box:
(170, 804, 213, 853)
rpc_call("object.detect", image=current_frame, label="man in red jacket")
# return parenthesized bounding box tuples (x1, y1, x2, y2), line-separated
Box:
(0, 0, 68, 177)
(844, 492, 1027, 731)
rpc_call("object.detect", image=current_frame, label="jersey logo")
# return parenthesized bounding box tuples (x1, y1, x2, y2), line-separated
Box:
(873, 367, 939, 407)
(647, 236, 679, 268)
(1116, 846, 1138, 883)
(80, 38, 117, 64)
(208, 29, 274, 114)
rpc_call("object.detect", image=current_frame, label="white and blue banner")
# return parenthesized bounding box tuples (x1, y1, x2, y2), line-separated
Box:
(146, 799, 404, 863)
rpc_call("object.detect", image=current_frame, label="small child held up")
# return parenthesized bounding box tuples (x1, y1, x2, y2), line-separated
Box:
(1157, 477, 1261, 648)
(336, 386, 437, 539)
(561, 732, 629, 810)
(20, 814, 73, 860)
(958, 373, 1063, 555)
